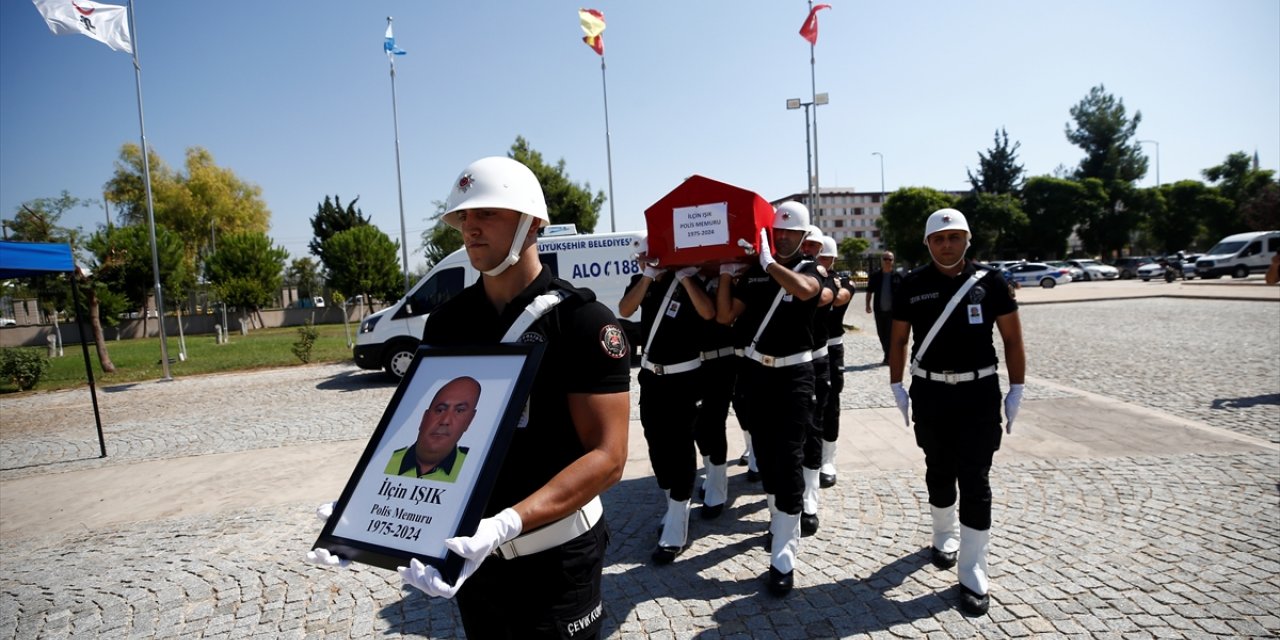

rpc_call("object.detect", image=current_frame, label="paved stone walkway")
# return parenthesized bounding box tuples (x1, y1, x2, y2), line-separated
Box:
(1, 296, 1277, 638)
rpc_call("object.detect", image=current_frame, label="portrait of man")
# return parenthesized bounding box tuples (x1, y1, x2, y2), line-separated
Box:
(384, 376, 482, 483)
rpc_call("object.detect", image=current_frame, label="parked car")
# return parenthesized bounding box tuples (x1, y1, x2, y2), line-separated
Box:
(0, 317, 15, 327)
(1065, 259, 1120, 281)
(1047, 260, 1084, 281)
(1111, 256, 1155, 279)
(1005, 262, 1073, 288)
(1138, 255, 1200, 281)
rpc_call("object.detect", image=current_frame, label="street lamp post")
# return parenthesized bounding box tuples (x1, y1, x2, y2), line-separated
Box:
(1138, 139, 1160, 187)
(787, 93, 828, 213)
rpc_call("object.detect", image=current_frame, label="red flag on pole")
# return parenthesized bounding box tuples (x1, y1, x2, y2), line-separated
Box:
(798, 4, 832, 45)
(579, 8, 605, 56)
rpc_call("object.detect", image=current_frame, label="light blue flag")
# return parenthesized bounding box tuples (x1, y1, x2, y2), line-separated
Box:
(384, 21, 407, 59)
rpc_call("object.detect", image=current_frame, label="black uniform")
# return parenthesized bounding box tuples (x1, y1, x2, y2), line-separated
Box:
(628, 272, 706, 502)
(803, 267, 836, 470)
(421, 266, 630, 640)
(693, 273, 736, 467)
(892, 261, 1016, 530)
(823, 276, 856, 441)
(866, 268, 903, 362)
(730, 258, 820, 515)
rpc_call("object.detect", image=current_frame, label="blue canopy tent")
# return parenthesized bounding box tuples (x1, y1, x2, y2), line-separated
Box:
(0, 241, 107, 457)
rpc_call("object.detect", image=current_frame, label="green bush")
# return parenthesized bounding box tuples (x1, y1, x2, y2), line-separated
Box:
(0, 348, 50, 391)
(291, 321, 320, 363)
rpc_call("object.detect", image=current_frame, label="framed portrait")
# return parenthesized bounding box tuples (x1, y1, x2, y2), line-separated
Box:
(313, 343, 545, 584)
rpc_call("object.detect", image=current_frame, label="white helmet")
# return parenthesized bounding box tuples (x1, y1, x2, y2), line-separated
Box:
(773, 201, 810, 231)
(441, 156, 548, 277)
(922, 208, 970, 243)
(819, 236, 838, 258)
(441, 156, 548, 230)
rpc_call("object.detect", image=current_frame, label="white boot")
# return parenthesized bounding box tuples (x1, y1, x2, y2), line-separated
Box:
(957, 524, 991, 614)
(768, 505, 801, 596)
(746, 435, 758, 472)
(652, 497, 690, 564)
(819, 440, 837, 487)
(702, 462, 728, 517)
(801, 467, 820, 536)
(929, 503, 960, 568)
(699, 456, 711, 495)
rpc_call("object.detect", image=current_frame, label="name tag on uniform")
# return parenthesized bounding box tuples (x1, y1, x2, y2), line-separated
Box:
(967, 304, 983, 324)
(782, 294, 794, 302)
(666, 300, 681, 318)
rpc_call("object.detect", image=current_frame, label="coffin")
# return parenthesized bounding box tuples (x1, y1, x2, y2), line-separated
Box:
(642, 175, 775, 267)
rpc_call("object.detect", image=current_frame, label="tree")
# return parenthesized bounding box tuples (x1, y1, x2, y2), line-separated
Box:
(509, 137, 606, 232)
(104, 144, 270, 263)
(837, 237, 870, 273)
(967, 128, 1025, 195)
(86, 223, 190, 338)
(7, 192, 91, 330)
(1240, 182, 1280, 231)
(308, 194, 370, 269)
(958, 192, 1027, 259)
(1022, 176, 1097, 258)
(323, 225, 402, 307)
(204, 232, 288, 329)
(1202, 152, 1278, 236)
(420, 200, 461, 269)
(1065, 85, 1148, 188)
(876, 187, 958, 266)
(1152, 181, 1227, 253)
(284, 257, 322, 300)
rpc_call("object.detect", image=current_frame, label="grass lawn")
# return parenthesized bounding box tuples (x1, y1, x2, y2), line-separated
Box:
(0, 324, 361, 394)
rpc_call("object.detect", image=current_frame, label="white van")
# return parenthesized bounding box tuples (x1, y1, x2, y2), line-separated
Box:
(1194, 230, 1280, 279)
(354, 227, 645, 377)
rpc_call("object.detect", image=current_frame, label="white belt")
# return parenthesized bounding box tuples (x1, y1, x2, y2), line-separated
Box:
(495, 496, 603, 559)
(911, 364, 998, 385)
(810, 345, 829, 359)
(700, 346, 736, 361)
(825, 336, 843, 347)
(640, 356, 701, 375)
(743, 347, 813, 368)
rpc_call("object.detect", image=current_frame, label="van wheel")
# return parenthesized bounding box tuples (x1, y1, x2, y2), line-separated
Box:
(383, 341, 418, 379)
(1040, 278, 1056, 289)
(1232, 265, 1249, 279)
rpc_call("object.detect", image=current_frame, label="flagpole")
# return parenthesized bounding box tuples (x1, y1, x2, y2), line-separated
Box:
(387, 17, 410, 294)
(808, 0, 821, 222)
(127, 0, 172, 381)
(600, 56, 616, 233)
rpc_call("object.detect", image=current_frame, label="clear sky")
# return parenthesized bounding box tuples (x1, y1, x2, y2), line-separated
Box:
(2, 1, 1277, 271)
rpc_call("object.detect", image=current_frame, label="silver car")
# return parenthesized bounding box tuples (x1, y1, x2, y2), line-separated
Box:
(1065, 259, 1120, 281)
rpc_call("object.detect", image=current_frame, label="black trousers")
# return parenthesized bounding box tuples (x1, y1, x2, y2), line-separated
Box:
(638, 368, 702, 502)
(734, 361, 814, 514)
(873, 309, 893, 360)
(823, 344, 844, 442)
(803, 356, 830, 469)
(693, 355, 736, 465)
(910, 376, 1003, 531)
(457, 521, 609, 639)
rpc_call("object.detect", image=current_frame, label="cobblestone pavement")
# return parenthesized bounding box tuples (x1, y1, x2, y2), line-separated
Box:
(1, 297, 1278, 638)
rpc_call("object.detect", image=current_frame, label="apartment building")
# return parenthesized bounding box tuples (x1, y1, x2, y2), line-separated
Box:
(771, 188, 887, 250)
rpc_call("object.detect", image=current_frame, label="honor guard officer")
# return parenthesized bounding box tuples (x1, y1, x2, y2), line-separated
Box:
(717, 201, 822, 597)
(618, 237, 715, 564)
(817, 236, 853, 488)
(798, 226, 835, 536)
(692, 263, 738, 520)
(399, 156, 631, 638)
(888, 208, 1025, 616)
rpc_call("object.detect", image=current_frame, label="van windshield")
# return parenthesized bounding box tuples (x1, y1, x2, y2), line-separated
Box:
(402, 267, 464, 317)
(1205, 241, 1246, 256)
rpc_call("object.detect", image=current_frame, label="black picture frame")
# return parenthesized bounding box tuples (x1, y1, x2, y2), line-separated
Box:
(312, 343, 545, 584)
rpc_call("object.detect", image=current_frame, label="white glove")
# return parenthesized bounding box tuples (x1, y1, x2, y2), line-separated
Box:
(890, 382, 910, 428)
(758, 228, 776, 270)
(1004, 383, 1024, 434)
(675, 266, 699, 281)
(642, 264, 662, 280)
(306, 548, 350, 569)
(399, 507, 523, 599)
(720, 262, 746, 277)
(315, 501, 336, 523)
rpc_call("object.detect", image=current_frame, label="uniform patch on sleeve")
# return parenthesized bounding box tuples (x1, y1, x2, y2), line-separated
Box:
(599, 324, 628, 359)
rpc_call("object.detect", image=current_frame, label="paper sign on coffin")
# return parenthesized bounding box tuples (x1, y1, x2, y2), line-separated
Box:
(642, 175, 776, 267)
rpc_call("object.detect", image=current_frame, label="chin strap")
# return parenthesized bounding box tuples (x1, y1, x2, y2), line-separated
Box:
(928, 238, 970, 270)
(482, 214, 536, 277)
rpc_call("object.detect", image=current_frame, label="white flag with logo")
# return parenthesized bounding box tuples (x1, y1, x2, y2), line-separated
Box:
(32, 0, 133, 54)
